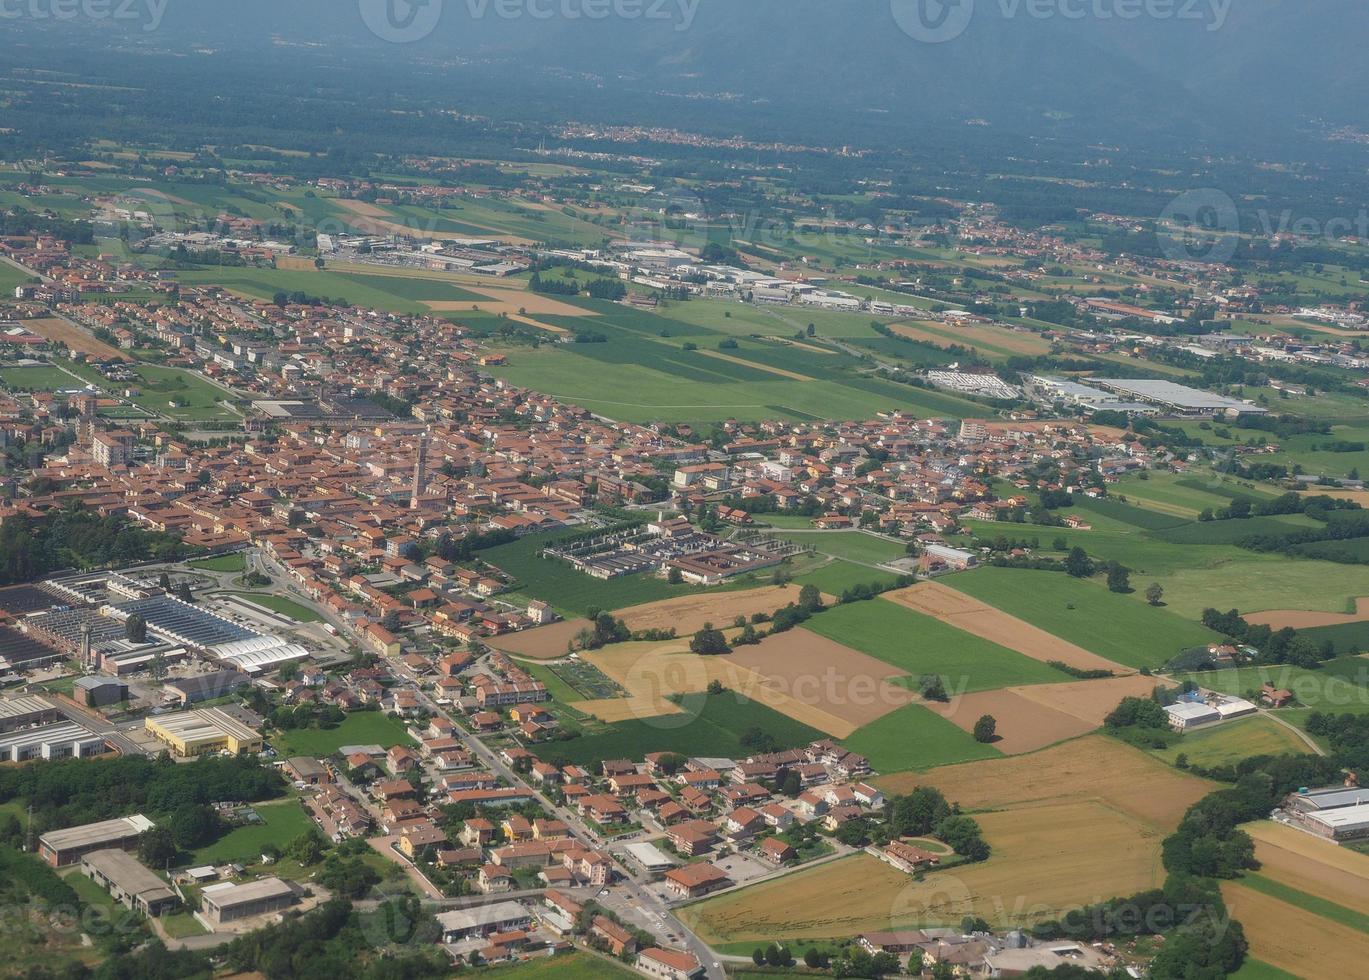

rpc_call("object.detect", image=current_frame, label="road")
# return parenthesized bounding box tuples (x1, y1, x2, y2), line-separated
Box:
(247, 547, 725, 977)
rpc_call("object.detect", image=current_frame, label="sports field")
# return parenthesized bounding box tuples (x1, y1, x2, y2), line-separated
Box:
(943, 568, 1219, 669)
(802, 599, 1074, 693)
(188, 552, 247, 572)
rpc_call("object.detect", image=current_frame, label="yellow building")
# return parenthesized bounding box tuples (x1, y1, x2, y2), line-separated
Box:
(144, 708, 263, 758)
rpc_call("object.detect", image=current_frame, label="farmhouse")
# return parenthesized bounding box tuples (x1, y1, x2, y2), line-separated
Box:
(879, 840, 942, 874)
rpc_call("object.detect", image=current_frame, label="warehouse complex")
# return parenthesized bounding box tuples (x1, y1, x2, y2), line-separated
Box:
(1286, 785, 1369, 841)
(81, 849, 179, 917)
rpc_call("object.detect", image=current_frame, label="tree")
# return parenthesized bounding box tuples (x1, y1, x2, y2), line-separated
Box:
(797, 584, 824, 612)
(1145, 582, 1165, 606)
(286, 829, 327, 867)
(169, 804, 219, 850)
(125, 613, 147, 643)
(1064, 547, 1093, 578)
(973, 714, 997, 743)
(667, 567, 683, 584)
(1106, 565, 1131, 594)
(918, 674, 948, 702)
(176, 582, 194, 603)
(689, 623, 730, 655)
(158, 571, 171, 590)
(138, 827, 179, 869)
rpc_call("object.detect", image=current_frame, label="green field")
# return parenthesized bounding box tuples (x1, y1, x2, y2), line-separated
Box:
(948, 566, 1220, 669)
(773, 530, 908, 565)
(840, 702, 1002, 772)
(1228, 959, 1300, 980)
(480, 530, 703, 616)
(540, 693, 822, 769)
(482, 301, 981, 425)
(271, 712, 416, 757)
(170, 265, 479, 315)
(803, 599, 1072, 692)
(0, 365, 85, 391)
(1171, 657, 1369, 712)
(794, 559, 902, 597)
(1239, 873, 1369, 935)
(191, 801, 314, 865)
(481, 951, 637, 979)
(189, 552, 247, 572)
(1150, 715, 1313, 769)
(0, 260, 33, 294)
(225, 592, 322, 622)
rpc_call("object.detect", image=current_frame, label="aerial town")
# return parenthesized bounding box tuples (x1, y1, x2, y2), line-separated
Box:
(2, 9, 1369, 977)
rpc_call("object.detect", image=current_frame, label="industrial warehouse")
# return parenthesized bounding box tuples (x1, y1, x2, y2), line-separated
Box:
(38, 814, 156, 868)
(1285, 785, 1369, 842)
(143, 707, 264, 757)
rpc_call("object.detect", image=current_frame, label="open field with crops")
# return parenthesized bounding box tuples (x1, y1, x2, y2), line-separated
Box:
(877, 735, 1215, 832)
(925, 674, 1171, 754)
(537, 691, 822, 769)
(803, 598, 1074, 693)
(680, 801, 1168, 943)
(1220, 881, 1369, 980)
(881, 581, 1128, 673)
(943, 568, 1220, 669)
(1150, 716, 1313, 769)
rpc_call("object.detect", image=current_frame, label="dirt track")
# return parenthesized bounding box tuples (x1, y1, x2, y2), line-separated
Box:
(881, 582, 1127, 674)
(1246, 596, 1369, 629)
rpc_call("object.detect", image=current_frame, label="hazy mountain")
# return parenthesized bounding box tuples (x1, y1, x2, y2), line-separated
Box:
(27, 0, 1369, 149)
